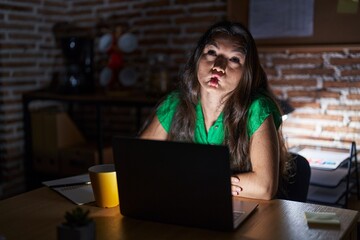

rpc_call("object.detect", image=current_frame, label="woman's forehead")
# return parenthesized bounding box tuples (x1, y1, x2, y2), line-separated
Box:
(207, 32, 245, 49)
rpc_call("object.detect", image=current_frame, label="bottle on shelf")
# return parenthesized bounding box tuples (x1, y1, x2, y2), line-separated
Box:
(144, 54, 169, 95)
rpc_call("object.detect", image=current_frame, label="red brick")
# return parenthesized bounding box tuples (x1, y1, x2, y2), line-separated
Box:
(10, 53, 44, 58)
(44, 1, 67, 7)
(1, 62, 36, 68)
(258, 48, 287, 54)
(291, 113, 343, 121)
(8, 13, 40, 22)
(144, 27, 181, 35)
(146, 8, 185, 16)
(95, 5, 130, 14)
(189, 5, 226, 13)
(0, 3, 32, 12)
(134, 18, 171, 26)
(37, 8, 66, 15)
(73, 0, 103, 7)
(69, 9, 92, 15)
(264, 68, 277, 76)
(285, 134, 336, 143)
(348, 94, 360, 100)
(185, 26, 208, 34)
(0, 22, 35, 30)
(175, 0, 212, 4)
(0, 72, 11, 78)
(330, 58, 360, 65)
(288, 46, 345, 54)
(282, 68, 334, 76)
(0, 100, 22, 109)
(349, 49, 360, 54)
(272, 57, 323, 65)
(287, 90, 340, 99)
(282, 122, 316, 130)
(134, 0, 170, 8)
(0, 80, 37, 86)
(323, 126, 359, 134)
(139, 37, 168, 45)
(8, 33, 41, 40)
(269, 78, 317, 87)
(172, 36, 199, 45)
(350, 116, 360, 121)
(290, 101, 321, 109)
(15, 0, 41, 4)
(341, 69, 360, 77)
(328, 104, 360, 111)
(319, 91, 342, 99)
(324, 81, 360, 88)
(175, 15, 219, 24)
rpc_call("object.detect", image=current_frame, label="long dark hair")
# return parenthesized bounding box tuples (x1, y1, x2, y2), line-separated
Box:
(141, 21, 291, 180)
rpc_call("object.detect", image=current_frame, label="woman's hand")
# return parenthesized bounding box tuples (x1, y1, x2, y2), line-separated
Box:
(231, 175, 242, 196)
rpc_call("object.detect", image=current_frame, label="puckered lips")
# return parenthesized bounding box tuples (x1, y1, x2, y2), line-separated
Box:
(208, 71, 223, 88)
(209, 76, 219, 87)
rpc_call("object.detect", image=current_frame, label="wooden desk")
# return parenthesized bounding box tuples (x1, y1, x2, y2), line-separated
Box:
(0, 187, 358, 240)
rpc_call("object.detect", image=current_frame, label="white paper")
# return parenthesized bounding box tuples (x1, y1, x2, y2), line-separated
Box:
(304, 211, 340, 225)
(42, 174, 90, 187)
(297, 148, 349, 170)
(249, 0, 314, 39)
(43, 174, 95, 205)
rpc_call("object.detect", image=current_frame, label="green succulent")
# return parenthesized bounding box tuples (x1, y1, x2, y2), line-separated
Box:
(63, 207, 92, 228)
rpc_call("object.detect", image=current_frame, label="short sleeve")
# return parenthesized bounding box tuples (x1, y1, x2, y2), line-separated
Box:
(247, 95, 282, 137)
(156, 91, 180, 133)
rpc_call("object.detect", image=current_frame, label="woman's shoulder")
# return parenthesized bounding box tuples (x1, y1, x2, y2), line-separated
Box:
(247, 91, 282, 136)
(160, 90, 181, 107)
(156, 91, 181, 132)
(250, 92, 278, 111)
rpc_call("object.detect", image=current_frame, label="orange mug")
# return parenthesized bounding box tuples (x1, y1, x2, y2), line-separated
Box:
(89, 164, 119, 208)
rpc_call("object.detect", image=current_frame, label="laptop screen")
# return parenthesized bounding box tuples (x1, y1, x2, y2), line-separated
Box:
(112, 136, 256, 231)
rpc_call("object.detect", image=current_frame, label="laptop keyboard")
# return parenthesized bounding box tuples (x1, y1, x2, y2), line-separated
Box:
(233, 211, 245, 221)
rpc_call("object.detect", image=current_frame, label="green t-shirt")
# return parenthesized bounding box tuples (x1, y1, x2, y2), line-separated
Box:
(156, 91, 282, 145)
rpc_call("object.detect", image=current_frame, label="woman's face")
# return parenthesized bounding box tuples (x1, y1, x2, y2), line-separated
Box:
(197, 34, 245, 96)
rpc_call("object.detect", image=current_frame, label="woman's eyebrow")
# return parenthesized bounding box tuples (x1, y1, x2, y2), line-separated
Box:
(233, 46, 246, 55)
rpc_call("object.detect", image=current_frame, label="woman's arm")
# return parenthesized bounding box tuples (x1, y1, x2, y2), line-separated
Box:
(139, 115, 168, 140)
(231, 115, 280, 200)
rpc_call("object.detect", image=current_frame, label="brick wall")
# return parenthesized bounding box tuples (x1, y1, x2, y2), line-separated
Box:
(260, 46, 360, 150)
(0, 0, 359, 198)
(0, 0, 67, 197)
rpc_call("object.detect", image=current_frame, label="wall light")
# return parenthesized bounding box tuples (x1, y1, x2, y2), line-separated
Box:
(278, 99, 294, 121)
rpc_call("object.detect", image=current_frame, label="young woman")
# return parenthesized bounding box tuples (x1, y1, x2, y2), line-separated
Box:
(139, 20, 292, 200)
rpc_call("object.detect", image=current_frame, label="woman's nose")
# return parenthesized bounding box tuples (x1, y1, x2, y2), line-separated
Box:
(213, 55, 227, 72)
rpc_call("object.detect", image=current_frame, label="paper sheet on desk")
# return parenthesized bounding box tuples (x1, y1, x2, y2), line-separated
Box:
(43, 174, 95, 205)
(304, 212, 340, 225)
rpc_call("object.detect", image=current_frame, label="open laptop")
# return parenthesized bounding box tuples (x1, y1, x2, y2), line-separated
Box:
(112, 136, 258, 231)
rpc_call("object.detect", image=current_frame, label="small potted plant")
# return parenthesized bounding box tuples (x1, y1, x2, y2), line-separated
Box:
(57, 207, 95, 240)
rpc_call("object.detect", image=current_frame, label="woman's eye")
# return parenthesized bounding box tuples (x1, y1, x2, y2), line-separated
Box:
(206, 50, 217, 56)
(229, 57, 240, 64)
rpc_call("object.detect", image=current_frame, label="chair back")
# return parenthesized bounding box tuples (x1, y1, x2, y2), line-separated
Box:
(282, 152, 311, 202)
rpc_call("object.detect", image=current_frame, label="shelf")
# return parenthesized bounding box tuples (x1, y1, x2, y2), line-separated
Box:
(303, 142, 359, 208)
(307, 182, 354, 205)
(310, 167, 350, 188)
(22, 90, 161, 191)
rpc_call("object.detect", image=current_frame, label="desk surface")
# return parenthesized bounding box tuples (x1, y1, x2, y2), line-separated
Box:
(0, 187, 358, 240)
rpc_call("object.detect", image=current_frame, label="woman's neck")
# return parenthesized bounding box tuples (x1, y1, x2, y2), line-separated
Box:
(200, 91, 226, 131)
